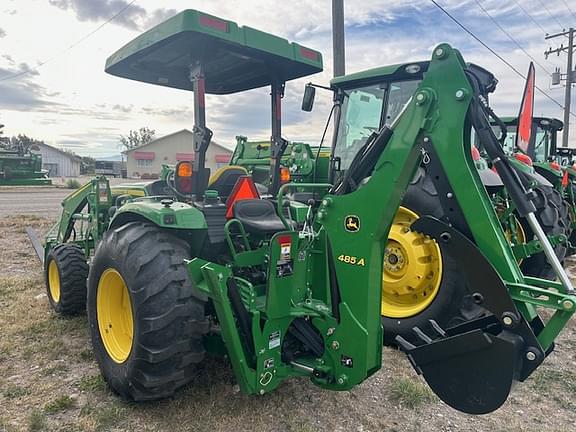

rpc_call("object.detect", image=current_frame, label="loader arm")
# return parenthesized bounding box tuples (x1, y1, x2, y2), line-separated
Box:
(46, 177, 112, 258)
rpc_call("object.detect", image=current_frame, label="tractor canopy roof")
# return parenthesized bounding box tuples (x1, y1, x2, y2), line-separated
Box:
(499, 116, 564, 132)
(105, 9, 323, 94)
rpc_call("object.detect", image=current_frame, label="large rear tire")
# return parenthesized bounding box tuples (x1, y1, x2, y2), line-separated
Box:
(45, 244, 88, 315)
(87, 222, 208, 401)
(519, 185, 570, 280)
(381, 169, 467, 345)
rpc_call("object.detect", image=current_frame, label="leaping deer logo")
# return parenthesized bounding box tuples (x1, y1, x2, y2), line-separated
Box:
(345, 215, 360, 232)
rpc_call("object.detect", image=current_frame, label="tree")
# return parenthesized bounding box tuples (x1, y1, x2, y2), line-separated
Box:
(119, 127, 156, 151)
(80, 156, 96, 175)
(0, 124, 8, 146)
(1, 133, 45, 154)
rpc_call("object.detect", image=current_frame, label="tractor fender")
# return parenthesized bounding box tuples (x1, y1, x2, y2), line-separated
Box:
(109, 199, 208, 231)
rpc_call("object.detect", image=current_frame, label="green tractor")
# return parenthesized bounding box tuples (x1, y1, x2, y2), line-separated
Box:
(0, 127, 51, 186)
(230, 60, 569, 342)
(34, 10, 576, 415)
(487, 116, 571, 274)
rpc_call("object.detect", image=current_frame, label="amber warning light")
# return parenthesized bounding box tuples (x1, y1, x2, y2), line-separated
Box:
(175, 161, 193, 194)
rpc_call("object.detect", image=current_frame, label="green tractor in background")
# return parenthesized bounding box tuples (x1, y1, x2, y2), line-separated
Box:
(493, 116, 571, 271)
(0, 125, 51, 186)
(495, 116, 576, 257)
(33, 9, 576, 415)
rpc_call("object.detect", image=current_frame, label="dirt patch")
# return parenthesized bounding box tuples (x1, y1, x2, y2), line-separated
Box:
(1, 214, 576, 432)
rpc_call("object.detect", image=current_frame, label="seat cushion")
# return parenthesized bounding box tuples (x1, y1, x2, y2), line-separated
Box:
(233, 199, 289, 235)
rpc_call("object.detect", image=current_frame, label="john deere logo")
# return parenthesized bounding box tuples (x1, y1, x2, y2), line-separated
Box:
(345, 215, 360, 232)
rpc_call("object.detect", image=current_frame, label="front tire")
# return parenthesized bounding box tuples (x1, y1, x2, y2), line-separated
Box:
(87, 222, 208, 401)
(45, 244, 88, 315)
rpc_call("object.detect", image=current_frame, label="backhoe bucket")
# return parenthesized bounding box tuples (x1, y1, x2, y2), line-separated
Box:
(397, 319, 523, 414)
(396, 216, 546, 414)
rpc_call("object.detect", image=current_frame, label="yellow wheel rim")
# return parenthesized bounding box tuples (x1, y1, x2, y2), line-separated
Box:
(381, 206, 443, 318)
(48, 260, 61, 303)
(97, 269, 134, 364)
(504, 217, 527, 264)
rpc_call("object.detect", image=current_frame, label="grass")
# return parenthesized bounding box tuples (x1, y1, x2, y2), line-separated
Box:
(388, 376, 436, 409)
(78, 374, 107, 392)
(28, 410, 47, 432)
(44, 395, 76, 414)
(78, 348, 94, 362)
(2, 384, 30, 399)
(96, 405, 125, 430)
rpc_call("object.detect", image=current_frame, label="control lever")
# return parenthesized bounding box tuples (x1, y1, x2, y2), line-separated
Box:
(299, 198, 316, 240)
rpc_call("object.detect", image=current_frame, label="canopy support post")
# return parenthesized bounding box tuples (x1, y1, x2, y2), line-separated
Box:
(269, 79, 287, 195)
(189, 61, 213, 199)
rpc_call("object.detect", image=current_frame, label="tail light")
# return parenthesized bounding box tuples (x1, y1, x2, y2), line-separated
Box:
(549, 161, 561, 171)
(280, 167, 291, 184)
(175, 161, 193, 194)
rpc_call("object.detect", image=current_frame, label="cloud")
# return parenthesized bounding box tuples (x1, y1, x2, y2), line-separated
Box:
(0, 28, 6, 38)
(0, 64, 55, 111)
(48, 0, 177, 31)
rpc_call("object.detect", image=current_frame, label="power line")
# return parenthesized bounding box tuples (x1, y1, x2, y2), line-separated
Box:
(472, 0, 552, 75)
(509, 0, 550, 36)
(0, 0, 138, 82)
(560, 0, 576, 22)
(428, 0, 576, 119)
(534, 0, 567, 31)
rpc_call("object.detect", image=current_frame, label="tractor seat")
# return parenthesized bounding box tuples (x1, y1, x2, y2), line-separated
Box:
(233, 199, 293, 235)
(208, 166, 248, 200)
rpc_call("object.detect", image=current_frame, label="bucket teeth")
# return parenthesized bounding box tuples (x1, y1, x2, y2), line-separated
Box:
(394, 335, 417, 351)
(428, 319, 446, 337)
(412, 326, 433, 344)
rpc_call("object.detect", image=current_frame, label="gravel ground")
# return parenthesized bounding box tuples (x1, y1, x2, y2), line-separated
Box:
(1, 192, 576, 431)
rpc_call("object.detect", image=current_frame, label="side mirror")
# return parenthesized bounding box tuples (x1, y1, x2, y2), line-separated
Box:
(301, 84, 316, 112)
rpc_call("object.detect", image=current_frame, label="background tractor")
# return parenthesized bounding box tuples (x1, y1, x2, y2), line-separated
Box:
(0, 125, 51, 186)
(35, 9, 576, 415)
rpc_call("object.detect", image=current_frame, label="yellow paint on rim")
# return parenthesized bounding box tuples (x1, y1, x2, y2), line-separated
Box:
(504, 217, 527, 264)
(48, 260, 61, 303)
(97, 269, 134, 364)
(381, 206, 443, 318)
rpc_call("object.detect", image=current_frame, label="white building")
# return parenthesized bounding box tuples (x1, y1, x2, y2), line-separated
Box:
(124, 129, 233, 179)
(36, 142, 81, 177)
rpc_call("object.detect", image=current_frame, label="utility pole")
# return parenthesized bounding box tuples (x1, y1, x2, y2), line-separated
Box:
(332, 0, 345, 77)
(545, 28, 574, 147)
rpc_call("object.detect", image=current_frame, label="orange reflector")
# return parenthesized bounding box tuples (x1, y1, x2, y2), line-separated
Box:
(550, 161, 561, 171)
(225, 176, 260, 218)
(280, 167, 291, 184)
(562, 170, 569, 187)
(514, 153, 533, 167)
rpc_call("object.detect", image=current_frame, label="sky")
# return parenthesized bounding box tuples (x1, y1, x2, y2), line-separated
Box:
(0, 0, 575, 158)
